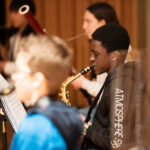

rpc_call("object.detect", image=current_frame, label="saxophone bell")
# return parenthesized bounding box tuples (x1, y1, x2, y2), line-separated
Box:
(59, 66, 93, 107)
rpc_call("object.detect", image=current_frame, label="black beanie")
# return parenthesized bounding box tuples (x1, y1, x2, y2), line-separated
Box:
(92, 24, 130, 52)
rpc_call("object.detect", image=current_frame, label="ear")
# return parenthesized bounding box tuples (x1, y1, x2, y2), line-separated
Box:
(98, 19, 106, 27)
(32, 72, 44, 88)
(111, 51, 121, 61)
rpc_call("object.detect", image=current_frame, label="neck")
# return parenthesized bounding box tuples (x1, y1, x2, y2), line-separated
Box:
(28, 86, 51, 106)
(108, 60, 125, 74)
(18, 23, 27, 35)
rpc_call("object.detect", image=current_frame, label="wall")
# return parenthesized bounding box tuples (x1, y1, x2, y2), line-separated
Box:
(146, 0, 150, 48)
(5, 0, 139, 106)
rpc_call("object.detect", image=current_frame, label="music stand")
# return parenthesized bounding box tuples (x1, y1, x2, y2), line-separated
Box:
(0, 74, 27, 150)
(0, 74, 27, 132)
(0, 106, 7, 150)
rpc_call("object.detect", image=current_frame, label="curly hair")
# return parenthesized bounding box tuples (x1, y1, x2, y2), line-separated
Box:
(92, 24, 130, 52)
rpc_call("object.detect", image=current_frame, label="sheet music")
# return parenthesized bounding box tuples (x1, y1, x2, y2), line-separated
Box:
(0, 74, 27, 132)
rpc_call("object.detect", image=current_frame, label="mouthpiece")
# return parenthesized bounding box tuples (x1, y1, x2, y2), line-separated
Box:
(19, 5, 30, 15)
(80, 66, 94, 75)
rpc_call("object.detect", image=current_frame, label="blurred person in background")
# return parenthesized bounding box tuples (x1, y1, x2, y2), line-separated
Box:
(0, 0, 36, 80)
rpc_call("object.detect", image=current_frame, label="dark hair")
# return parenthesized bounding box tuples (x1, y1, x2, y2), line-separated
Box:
(92, 24, 130, 52)
(9, 0, 36, 15)
(87, 2, 119, 24)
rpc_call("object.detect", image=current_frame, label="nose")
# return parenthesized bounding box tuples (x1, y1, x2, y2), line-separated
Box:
(82, 21, 87, 31)
(90, 53, 95, 64)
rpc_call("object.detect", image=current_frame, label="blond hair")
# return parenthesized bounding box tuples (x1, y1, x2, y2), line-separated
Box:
(18, 34, 72, 94)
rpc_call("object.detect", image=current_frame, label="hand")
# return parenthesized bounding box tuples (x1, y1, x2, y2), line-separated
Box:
(71, 75, 85, 89)
(80, 114, 92, 125)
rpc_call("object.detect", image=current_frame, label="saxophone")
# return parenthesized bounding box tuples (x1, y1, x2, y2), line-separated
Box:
(59, 66, 94, 107)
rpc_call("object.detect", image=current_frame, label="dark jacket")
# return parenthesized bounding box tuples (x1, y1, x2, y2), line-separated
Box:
(0, 25, 36, 61)
(29, 96, 83, 150)
(82, 62, 140, 150)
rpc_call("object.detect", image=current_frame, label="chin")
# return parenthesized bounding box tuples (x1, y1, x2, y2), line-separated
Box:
(95, 69, 103, 75)
(16, 92, 26, 102)
(12, 23, 20, 28)
(96, 71, 101, 75)
(87, 35, 92, 40)
(85, 33, 92, 39)
(24, 101, 32, 107)
(94, 69, 99, 75)
(17, 95, 25, 102)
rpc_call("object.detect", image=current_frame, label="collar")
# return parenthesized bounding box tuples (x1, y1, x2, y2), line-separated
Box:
(30, 95, 57, 112)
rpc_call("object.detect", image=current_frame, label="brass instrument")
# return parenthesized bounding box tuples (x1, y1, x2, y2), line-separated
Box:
(19, 5, 85, 41)
(59, 66, 94, 106)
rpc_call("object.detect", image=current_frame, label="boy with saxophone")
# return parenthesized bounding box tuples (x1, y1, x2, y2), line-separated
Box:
(81, 24, 139, 150)
(10, 34, 83, 150)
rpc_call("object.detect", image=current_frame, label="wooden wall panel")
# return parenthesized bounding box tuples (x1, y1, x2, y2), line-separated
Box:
(5, 0, 139, 106)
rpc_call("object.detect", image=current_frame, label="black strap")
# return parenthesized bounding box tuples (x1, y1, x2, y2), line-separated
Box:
(84, 78, 107, 123)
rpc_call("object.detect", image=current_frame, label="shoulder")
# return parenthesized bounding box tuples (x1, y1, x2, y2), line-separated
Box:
(19, 113, 60, 137)
(11, 113, 67, 150)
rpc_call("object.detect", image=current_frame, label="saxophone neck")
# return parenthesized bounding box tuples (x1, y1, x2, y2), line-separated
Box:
(65, 73, 82, 85)
(64, 65, 93, 85)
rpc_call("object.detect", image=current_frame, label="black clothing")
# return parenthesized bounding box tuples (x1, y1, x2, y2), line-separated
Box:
(82, 62, 139, 150)
(0, 25, 35, 46)
(0, 25, 36, 63)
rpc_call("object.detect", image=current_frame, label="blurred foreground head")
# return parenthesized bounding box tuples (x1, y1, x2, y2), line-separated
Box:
(12, 34, 72, 105)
